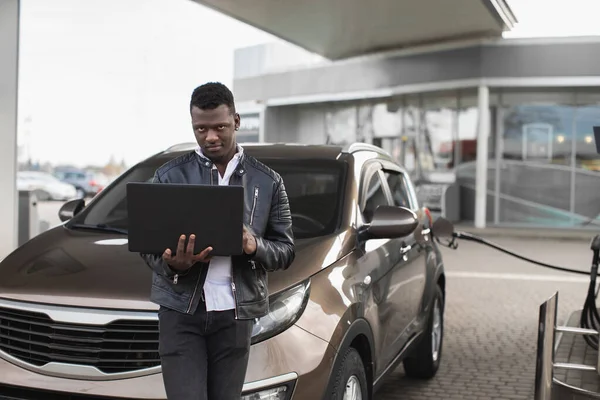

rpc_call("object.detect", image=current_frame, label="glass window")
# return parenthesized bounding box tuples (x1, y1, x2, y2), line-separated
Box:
(362, 171, 389, 223)
(237, 134, 259, 143)
(384, 171, 413, 209)
(499, 103, 576, 225)
(456, 106, 478, 166)
(371, 102, 403, 139)
(422, 94, 458, 171)
(573, 104, 600, 225)
(325, 106, 357, 145)
(402, 100, 420, 174)
(72, 155, 347, 240)
(372, 137, 402, 163)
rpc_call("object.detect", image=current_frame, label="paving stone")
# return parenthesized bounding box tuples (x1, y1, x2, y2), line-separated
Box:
(375, 238, 597, 399)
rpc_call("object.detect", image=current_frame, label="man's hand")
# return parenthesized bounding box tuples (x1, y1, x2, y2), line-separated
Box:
(243, 226, 257, 255)
(163, 234, 212, 272)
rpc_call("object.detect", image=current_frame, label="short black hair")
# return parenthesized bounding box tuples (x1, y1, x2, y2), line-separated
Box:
(190, 82, 236, 114)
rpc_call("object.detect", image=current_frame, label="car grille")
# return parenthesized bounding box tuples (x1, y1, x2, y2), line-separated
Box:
(0, 306, 160, 374)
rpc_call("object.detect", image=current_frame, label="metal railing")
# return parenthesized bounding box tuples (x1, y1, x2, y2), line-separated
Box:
(535, 292, 600, 400)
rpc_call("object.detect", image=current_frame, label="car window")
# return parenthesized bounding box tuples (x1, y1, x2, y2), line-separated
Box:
(362, 170, 389, 223)
(73, 155, 347, 240)
(384, 171, 413, 209)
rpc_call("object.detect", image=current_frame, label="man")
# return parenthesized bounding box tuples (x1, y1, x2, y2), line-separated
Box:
(140, 82, 295, 400)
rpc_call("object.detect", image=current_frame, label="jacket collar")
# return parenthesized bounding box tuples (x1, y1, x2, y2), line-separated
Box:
(194, 144, 247, 176)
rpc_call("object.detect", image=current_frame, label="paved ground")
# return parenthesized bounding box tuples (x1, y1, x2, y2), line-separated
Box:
(377, 235, 594, 400)
(34, 201, 600, 399)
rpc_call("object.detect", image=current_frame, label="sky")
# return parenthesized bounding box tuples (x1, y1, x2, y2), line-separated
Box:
(15, 0, 600, 168)
(17, 0, 278, 168)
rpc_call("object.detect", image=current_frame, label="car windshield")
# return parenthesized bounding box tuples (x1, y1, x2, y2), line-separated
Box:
(72, 154, 346, 239)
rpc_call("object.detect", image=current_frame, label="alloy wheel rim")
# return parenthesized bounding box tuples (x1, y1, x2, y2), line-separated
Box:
(431, 298, 442, 362)
(343, 375, 362, 400)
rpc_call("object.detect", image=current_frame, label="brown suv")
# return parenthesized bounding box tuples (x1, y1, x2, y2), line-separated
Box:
(0, 142, 446, 400)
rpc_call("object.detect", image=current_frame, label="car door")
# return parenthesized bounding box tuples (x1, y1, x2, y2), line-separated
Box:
(356, 161, 408, 374)
(380, 163, 428, 351)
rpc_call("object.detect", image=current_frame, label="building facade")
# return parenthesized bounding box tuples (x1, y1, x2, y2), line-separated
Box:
(232, 38, 600, 229)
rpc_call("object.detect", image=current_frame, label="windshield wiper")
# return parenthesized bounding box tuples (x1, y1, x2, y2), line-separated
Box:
(69, 223, 128, 235)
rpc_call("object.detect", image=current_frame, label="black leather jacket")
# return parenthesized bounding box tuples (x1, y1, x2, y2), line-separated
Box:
(140, 149, 295, 320)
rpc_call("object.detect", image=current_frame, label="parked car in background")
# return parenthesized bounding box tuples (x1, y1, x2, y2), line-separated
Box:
(53, 167, 108, 198)
(0, 142, 446, 400)
(16, 171, 77, 201)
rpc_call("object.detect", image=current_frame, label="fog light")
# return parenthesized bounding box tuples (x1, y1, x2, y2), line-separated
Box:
(241, 386, 288, 400)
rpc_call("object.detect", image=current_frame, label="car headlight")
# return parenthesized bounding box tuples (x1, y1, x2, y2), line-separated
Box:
(241, 384, 293, 400)
(251, 279, 311, 345)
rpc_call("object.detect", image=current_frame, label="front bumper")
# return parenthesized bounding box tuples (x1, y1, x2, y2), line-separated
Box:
(0, 323, 335, 399)
(0, 373, 299, 400)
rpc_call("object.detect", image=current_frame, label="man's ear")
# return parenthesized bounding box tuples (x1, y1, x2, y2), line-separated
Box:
(235, 112, 241, 130)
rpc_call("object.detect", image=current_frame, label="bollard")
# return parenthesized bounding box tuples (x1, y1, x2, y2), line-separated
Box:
(534, 292, 558, 400)
(534, 292, 600, 400)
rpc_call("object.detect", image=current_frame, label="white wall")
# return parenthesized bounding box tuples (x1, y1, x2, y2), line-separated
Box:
(297, 106, 326, 143)
(0, 0, 19, 258)
(264, 105, 327, 144)
(264, 106, 298, 142)
(234, 42, 326, 80)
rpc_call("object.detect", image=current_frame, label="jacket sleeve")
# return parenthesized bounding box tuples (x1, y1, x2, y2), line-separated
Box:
(138, 171, 179, 278)
(252, 176, 295, 272)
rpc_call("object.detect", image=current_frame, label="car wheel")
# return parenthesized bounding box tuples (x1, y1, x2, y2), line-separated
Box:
(330, 347, 368, 400)
(403, 284, 444, 379)
(75, 188, 86, 199)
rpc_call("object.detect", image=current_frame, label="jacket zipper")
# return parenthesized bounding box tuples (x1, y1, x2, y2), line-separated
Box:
(250, 186, 259, 226)
(186, 273, 202, 314)
(182, 161, 213, 312)
(231, 281, 239, 319)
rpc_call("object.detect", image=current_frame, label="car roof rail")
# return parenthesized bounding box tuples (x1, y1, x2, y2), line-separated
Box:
(165, 142, 197, 152)
(346, 142, 392, 158)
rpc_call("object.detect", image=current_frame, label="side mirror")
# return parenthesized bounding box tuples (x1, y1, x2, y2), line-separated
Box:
(366, 205, 418, 239)
(58, 199, 85, 222)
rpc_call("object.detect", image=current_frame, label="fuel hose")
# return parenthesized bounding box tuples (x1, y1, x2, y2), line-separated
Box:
(436, 230, 600, 350)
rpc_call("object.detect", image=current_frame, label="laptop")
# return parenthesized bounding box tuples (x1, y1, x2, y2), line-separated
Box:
(126, 182, 245, 257)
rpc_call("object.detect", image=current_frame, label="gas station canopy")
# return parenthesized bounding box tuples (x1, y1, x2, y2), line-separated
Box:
(193, 0, 516, 60)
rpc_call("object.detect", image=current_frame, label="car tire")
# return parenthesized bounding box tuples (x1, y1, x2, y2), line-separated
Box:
(330, 347, 369, 400)
(403, 284, 444, 379)
(75, 188, 86, 199)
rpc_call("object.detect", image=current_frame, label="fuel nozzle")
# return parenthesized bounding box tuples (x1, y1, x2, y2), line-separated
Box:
(591, 235, 600, 252)
(590, 235, 600, 276)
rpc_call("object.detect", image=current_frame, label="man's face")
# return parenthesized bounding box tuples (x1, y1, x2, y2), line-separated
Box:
(191, 104, 240, 163)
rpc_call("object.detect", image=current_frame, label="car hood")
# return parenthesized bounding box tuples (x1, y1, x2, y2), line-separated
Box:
(0, 226, 354, 311)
